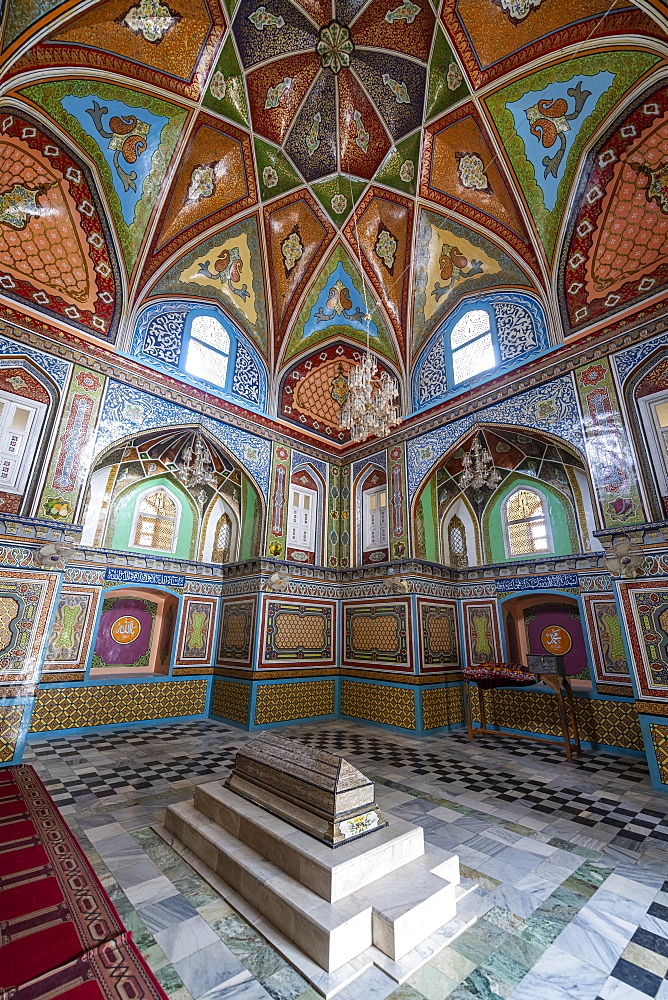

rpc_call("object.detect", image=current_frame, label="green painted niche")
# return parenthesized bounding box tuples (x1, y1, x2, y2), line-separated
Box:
(109, 476, 196, 559)
(483, 475, 578, 563)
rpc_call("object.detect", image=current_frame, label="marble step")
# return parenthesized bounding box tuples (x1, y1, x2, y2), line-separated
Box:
(193, 780, 425, 902)
(165, 800, 372, 972)
(165, 798, 460, 972)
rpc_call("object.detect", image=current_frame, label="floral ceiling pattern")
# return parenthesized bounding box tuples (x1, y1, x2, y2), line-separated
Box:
(0, 0, 666, 443)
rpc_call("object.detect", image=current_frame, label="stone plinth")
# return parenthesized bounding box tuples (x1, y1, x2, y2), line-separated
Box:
(159, 736, 475, 997)
(226, 732, 386, 846)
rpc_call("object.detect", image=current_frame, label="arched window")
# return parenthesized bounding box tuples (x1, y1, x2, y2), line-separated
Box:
(503, 488, 552, 557)
(0, 387, 47, 493)
(363, 484, 388, 552)
(448, 515, 468, 567)
(184, 315, 231, 388)
(132, 489, 179, 552)
(212, 511, 232, 562)
(450, 309, 496, 385)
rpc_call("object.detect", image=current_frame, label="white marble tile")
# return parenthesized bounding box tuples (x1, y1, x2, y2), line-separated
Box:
(124, 875, 179, 908)
(154, 914, 219, 963)
(554, 907, 635, 974)
(530, 945, 609, 998)
(507, 970, 573, 1000)
(598, 976, 659, 1000)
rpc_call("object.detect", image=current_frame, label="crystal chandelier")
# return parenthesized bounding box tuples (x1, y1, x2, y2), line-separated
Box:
(174, 433, 218, 488)
(340, 342, 401, 443)
(459, 437, 501, 490)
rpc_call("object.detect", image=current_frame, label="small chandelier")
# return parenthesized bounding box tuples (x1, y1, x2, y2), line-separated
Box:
(340, 341, 400, 444)
(459, 436, 500, 491)
(174, 433, 218, 489)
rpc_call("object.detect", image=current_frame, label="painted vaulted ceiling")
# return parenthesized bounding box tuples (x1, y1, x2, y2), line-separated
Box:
(0, 0, 667, 444)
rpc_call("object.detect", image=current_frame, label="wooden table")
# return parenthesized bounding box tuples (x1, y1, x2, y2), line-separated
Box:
(465, 670, 582, 761)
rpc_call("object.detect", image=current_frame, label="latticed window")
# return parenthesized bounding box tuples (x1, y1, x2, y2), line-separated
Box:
(448, 515, 468, 567)
(213, 512, 232, 563)
(185, 315, 231, 388)
(134, 490, 177, 551)
(504, 489, 550, 557)
(450, 309, 496, 385)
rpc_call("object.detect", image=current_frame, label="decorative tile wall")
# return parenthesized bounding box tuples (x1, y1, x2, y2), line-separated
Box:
(43, 587, 99, 672)
(0, 571, 59, 685)
(217, 598, 256, 666)
(471, 689, 643, 750)
(417, 598, 460, 672)
(254, 679, 335, 725)
(648, 723, 668, 784)
(340, 679, 416, 730)
(210, 678, 250, 725)
(0, 705, 26, 763)
(175, 597, 217, 666)
(342, 601, 411, 670)
(422, 685, 465, 730)
(618, 579, 668, 701)
(462, 600, 501, 666)
(30, 680, 208, 732)
(261, 598, 336, 666)
(582, 594, 632, 690)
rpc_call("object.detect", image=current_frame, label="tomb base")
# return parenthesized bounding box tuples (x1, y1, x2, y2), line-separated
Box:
(160, 782, 476, 997)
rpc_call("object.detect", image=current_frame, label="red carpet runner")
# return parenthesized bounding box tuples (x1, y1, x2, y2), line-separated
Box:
(0, 765, 168, 1000)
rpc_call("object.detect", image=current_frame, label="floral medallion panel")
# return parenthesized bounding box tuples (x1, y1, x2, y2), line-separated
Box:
(422, 104, 539, 273)
(281, 242, 397, 367)
(38, 366, 106, 524)
(279, 340, 398, 443)
(234, 0, 436, 183)
(417, 598, 460, 674)
(148, 214, 268, 358)
(618, 579, 668, 701)
(411, 206, 533, 357)
(0, 571, 59, 685)
(263, 190, 335, 349)
(462, 599, 501, 666)
(217, 597, 256, 666)
(175, 597, 217, 665)
(21, 80, 188, 272)
(343, 188, 412, 357)
(560, 83, 668, 335)
(43, 586, 99, 673)
(261, 597, 336, 667)
(0, 110, 121, 341)
(582, 594, 632, 692)
(574, 357, 645, 527)
(12, 0, 226, 101)
(442, 0, 662, 90)
(484, 51, 660, 261)
(145, 114, 257, 279)
(342, 600, 411, 671)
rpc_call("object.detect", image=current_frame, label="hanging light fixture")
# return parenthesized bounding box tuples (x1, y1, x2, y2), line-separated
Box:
(174, 433, 218, 489)
(339, 319, 401, 444)
(459, 436, 501, 491)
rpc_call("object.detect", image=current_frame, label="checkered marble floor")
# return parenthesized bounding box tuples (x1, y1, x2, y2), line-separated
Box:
(23, 720, 668, 1000)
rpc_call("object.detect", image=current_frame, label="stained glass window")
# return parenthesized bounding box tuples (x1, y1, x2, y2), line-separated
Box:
(450, 309, 496, 385)
(213, 511, 232, 562)
(134, 490, 177, 551)
(505, 489, 550, 556)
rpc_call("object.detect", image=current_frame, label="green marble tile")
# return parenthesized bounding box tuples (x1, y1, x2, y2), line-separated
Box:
(198, 898, 234, 923)
(547, 838, 599, 859)
(431, 946, 477, 983)
(536, 888, 584, 924)
(467, 919, 508, 951)
(451, 922, 505, 966)
(494, 932, 543, 972)
(462, 965, 513, 1000)
(262, 962, 309, 1000)
(483, 906, 523, 933)
(212, 912, 266, 955)
(386, 986, 426, 1000)
(171, 874, 220, 910)
(459, 866, 500, 891)
(122, 910, 157, 955)
(407, 962, 458, 999)
(574, 861, 613, 887)
(515, 911, 566, 949)
(483, 949, 530, 989)
(560, 875, 597, 899)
